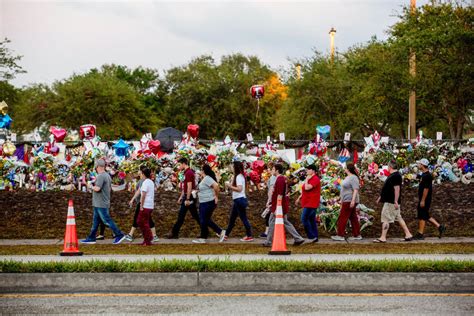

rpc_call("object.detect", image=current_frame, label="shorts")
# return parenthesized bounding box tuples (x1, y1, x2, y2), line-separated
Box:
(417, 204, 431, 221)
(381, 203, 402, 223)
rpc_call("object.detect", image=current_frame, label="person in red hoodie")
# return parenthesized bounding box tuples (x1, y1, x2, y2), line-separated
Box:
(295, 164, 320, 242)
(263, 163, 305, 247)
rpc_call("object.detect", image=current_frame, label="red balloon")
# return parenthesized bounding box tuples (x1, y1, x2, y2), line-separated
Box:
(207, 154, 217, 163)
(148, 140, 161, 155)
(187, 124, 199, 139)
(250, 170, 261, 184)
(50, 126, 67, 142)
(80, 124, 96, 140)
(252, 160, 265, 174)
(250, 85, 265, 99)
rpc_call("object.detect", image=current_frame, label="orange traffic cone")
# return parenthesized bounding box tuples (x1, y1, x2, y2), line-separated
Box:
(269, 195, 291, 255)
(60, 199, 83, 256)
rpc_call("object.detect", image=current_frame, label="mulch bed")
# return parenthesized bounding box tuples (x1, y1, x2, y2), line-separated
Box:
(1, 183, 472, 239)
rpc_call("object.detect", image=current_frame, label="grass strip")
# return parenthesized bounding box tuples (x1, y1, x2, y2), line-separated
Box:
(1, 259, 473, 273)
(0, 243, 473, 255)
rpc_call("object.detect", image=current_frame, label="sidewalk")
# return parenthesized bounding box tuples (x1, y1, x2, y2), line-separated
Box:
(1, 254, 473, 262)
(1, 237, 473, 246)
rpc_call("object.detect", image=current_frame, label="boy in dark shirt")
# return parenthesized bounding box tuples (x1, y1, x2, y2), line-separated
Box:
(373, 161, 413, 243)
(413, 159, 446, 240)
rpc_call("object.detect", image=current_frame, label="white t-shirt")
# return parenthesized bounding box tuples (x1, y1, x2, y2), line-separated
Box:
(232, 174, 246, 200)
(140, 178, 155, 209)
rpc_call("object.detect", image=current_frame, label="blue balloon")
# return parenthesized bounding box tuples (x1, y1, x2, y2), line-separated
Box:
(0, 114, 13, 129)
(113, 139, 130, 157)
(316, 125, 330, 140)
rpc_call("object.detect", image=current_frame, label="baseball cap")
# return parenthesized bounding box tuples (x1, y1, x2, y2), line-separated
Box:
(417, 158, 430, 167)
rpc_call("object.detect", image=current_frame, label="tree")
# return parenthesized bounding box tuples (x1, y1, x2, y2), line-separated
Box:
(0, 38, 26, 81)
(11, 84, 55, 133)
(276, 53, 352, 139)
(160, 54, 286, 139)
(49, 72, 160, 139)
(389, 0, 474, 139)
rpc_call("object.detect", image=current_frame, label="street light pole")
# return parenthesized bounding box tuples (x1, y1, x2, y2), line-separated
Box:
(329, 27, 336, 64)
(408, 0, 417, 140)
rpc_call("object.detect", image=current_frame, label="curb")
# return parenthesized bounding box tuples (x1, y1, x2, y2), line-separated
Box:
(1, 272, 473, 293)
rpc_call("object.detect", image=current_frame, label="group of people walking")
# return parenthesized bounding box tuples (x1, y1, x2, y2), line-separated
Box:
(80, 157, 446, 246)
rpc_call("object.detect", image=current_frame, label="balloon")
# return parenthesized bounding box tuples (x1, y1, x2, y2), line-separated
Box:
(79, 124, 96, 140)
(316, 125, 330, 140)
(368, 162, 379, 174)
(0, 114, 13, 129)
(0, 101, 8, 115)
(251, 160, 265, 174)
(250, 85, 265, 99)
(148, 140, 161, 155)
(113, 139, 130, 157)
(2, 141, 16, 156)
(250, 170, 260, 184)
(49, 126, 67, 142)
(187, 124, 199, 139)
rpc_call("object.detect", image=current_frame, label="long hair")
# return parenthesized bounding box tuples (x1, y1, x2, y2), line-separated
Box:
(346, 162, 359, 178)
(232, 161, 245, 186)
(202, 164, 217, 182)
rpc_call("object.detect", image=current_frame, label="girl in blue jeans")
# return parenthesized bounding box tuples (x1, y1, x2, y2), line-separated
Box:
(224, 161, 253, 242)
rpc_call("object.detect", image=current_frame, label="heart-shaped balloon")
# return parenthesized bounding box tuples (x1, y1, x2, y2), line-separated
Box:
(50, 126, 67, 142)
(252, 160, 265, 174)
(187, 124, 199, 139)
(148, 140, 161, 155)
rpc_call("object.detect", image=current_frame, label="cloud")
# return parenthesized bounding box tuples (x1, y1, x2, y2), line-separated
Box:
(1, 0, 432, 87)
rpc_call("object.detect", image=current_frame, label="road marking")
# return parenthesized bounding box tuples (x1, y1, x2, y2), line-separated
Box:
(1, 293, 473, 299)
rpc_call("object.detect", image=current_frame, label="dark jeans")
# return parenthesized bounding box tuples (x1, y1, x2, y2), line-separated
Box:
(87, 207, 123, 241)
(138, 208, 153, 245)
(98, 219, 106, 236)
(133, 202, 155, 228)
(301, 207, 318, 239)
(171, 198, 200, 237)
(226, 197, 252, 237)
(199, 200, 222, 239)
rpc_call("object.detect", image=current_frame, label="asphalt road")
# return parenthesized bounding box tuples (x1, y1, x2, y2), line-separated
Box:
(1, 293, 473, 315)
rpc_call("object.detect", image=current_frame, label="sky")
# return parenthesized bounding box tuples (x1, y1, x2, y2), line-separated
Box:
(1, 0, 432, 87)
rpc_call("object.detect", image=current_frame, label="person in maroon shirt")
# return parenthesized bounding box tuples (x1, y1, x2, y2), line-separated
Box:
(295, 164, 320, 242)
(263, 163, 305, 247)
(167, 157, 200, 239)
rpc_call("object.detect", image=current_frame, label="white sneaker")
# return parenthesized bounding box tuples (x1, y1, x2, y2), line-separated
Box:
(348, 236, 363, 241)
(124, 234, 133, 242)
(192, 238, 206, 244)
(219, 230, 226, 243)
(152, 236, 160, 243)
(331, 235, 346, 241)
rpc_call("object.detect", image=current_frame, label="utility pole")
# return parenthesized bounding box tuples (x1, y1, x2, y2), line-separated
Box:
(408, 0, 417, 140)
(328, 27, 337, 140)
(329, 27, 336, 64)
(295, 63, 301, 80)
